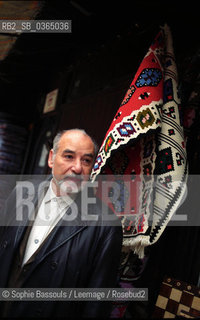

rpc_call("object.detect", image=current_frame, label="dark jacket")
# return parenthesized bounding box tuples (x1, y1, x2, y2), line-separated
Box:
(0, 177, 123, 318)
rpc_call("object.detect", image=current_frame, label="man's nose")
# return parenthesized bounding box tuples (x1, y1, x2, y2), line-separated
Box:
(72, 159, 82, 174)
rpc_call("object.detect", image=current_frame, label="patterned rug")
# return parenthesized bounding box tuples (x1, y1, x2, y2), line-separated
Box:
(90, 24, 188, 261)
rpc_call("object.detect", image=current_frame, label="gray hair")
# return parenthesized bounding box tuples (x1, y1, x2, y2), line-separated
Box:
(52, 129, 99, 158)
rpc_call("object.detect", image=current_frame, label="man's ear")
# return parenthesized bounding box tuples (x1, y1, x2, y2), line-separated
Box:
(48, 149, 54, 169)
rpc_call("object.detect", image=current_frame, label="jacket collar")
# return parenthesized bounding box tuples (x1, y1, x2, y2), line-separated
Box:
(12, 176, 100, 252)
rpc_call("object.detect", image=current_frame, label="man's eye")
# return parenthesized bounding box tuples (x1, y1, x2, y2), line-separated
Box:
(65, 154, 73, 160)
(82, 158, 92, 165)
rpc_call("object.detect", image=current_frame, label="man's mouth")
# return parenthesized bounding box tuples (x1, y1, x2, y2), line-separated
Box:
(58, 175, 83, 186)
(64, 175, 82, 182)
(58, 175, 85, 194)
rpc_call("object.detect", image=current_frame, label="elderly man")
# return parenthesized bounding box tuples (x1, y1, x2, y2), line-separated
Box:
(0, 129, 122, 318)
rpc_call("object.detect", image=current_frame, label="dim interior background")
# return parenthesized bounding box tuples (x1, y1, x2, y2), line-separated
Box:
(0, 0, 200, 318)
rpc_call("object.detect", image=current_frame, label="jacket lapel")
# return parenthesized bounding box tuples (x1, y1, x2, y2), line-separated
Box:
(19, 191, 90, 284)
(32, 223, 87, 264)
(20, 224, 87, 286)
(13, 180, 46, 248)
(14, 182, 100, 285)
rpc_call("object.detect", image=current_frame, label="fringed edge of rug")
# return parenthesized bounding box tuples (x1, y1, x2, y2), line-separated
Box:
(122, 236, 150, 259)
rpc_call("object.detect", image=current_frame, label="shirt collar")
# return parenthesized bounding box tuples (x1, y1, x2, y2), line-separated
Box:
(44, 179, 77, 206)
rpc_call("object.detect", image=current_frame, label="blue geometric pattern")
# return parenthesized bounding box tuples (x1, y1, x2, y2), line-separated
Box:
(135, 68, 162, 87)
(117, 122, 136, 137)
(93, 155, 103, 171)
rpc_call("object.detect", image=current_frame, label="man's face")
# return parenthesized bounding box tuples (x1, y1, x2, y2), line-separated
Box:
(48, 131, 95, 195)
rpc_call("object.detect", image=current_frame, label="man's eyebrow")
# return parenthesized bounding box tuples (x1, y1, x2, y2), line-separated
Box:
(63, 149, 75, 154)
(84, 153, 94, 158)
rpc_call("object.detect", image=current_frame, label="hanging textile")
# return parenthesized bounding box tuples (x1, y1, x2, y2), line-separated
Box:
(90, 24, 188, 260)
